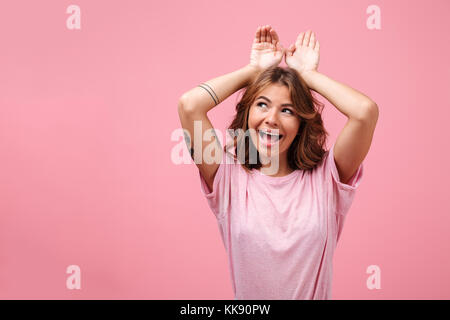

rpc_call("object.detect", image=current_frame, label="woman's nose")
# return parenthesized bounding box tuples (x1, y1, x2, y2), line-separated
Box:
(264, 108, 279, 127)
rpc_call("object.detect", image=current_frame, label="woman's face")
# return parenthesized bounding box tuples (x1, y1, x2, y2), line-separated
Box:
(247, 84, 301, 159)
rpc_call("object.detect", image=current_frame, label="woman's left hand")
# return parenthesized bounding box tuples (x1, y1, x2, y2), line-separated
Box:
(285, 30, 320, 77)
(249, 25, 285, 72)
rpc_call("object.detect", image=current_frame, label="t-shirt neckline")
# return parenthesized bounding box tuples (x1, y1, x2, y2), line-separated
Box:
(252, 167, 299, 183)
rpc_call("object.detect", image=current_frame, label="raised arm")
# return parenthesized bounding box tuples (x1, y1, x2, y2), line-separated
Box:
(178, 65, 258, 116)
(286, 30, 379, 184)
(177, 25, 285, 192)
(177, 65, 258, 192)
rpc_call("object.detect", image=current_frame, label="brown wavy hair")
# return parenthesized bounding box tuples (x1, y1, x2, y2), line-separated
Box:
(223, 65, 329, 173)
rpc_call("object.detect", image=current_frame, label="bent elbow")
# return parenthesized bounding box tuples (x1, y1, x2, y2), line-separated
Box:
(358, 102, 379, 123)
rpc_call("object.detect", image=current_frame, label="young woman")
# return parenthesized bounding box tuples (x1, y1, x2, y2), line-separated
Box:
(178, 25, 379, 300)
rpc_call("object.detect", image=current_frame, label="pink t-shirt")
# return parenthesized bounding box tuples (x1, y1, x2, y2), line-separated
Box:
(198, 142, 364, 300)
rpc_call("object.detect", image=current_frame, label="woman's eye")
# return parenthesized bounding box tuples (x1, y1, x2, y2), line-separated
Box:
(257, 102, 293, 115)
(257, 102, 267, 108)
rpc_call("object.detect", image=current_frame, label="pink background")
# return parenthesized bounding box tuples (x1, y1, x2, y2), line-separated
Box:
(1, 0, 449, 299)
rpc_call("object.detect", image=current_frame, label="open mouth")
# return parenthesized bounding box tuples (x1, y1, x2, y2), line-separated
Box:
(258, 130, 283, 145)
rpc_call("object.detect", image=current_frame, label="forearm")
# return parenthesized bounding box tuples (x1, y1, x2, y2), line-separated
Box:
(301, 70, 377, 120)
(179, 64, 259, 114)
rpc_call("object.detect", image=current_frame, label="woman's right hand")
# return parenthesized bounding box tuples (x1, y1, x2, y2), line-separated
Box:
(249, 25, 285, 72)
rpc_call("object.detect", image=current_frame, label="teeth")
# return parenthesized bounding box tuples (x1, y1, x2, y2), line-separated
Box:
(260, 130, 280, 137)
(259, 130, 282, 142)
(260, 130, 281, 137)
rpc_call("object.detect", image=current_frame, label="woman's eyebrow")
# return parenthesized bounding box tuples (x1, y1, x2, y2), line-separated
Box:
(257, 96, 293, 107)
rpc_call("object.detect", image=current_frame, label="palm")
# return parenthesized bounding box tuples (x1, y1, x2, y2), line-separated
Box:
(285, 30, 320, 75)
(249, 25, 285, 71)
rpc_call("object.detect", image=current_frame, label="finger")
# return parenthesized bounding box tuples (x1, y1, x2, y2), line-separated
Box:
(259, 25, 263, 43)
(261, 25, 267, 43)
(295, 32, 305, 47)
(271, 32, 277, 49)
(267, 25, 273, 45)
(255, 26, 261, 43)
(309, 31, 316, 49)
(315, 39, 320, 52)
(270, 27, 279, 44)
(275, 41, 280, 54)
(277, 42, 284, 55)
(302, 30, 311, 46)
(288, 43, 296, 56)
(286, 44, 291, 56)
(265, 25, 271, 43)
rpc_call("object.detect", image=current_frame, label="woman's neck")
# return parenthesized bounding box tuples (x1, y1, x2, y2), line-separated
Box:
(258, 153, 293, 177)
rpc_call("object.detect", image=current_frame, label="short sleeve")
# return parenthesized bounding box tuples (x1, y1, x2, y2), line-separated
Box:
(326, 142, 364, 216)
(198, 151, 236, 220)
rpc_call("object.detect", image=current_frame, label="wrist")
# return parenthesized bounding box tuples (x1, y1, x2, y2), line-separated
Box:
(243, 64, 262, 83)
(299, 69, 318, 78)
(298, 69, 319, 86)
(245, 64, 261, 74)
